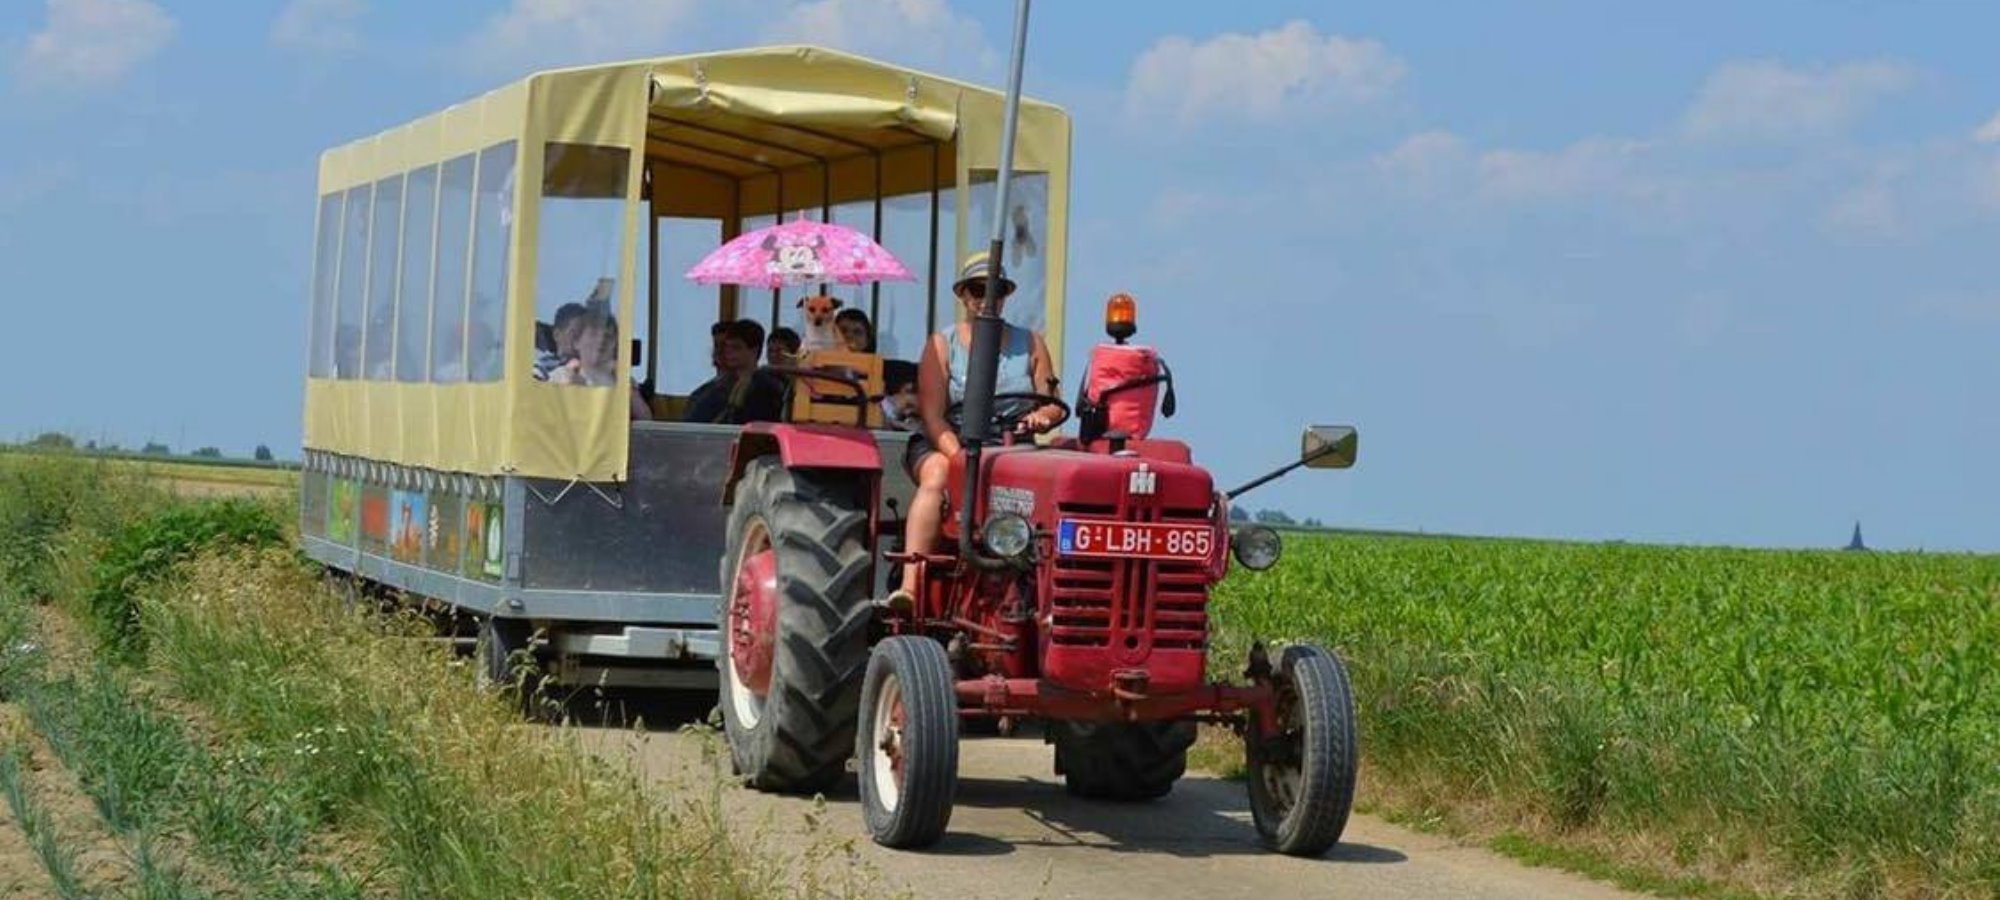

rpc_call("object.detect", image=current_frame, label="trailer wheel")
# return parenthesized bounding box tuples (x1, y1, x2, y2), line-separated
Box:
(1246, 644, 1358, 857)
(718, 457, 875, 794)
(475, 616, 544, 713)
(857, 636, 959, 848)
(1051, 720, 1196, 800)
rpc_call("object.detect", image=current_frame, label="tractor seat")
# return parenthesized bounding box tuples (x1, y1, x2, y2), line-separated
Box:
(787, 349, 884, 428)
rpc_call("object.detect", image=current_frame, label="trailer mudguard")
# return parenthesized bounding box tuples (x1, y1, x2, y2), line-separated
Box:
(722, 423, 883, 505)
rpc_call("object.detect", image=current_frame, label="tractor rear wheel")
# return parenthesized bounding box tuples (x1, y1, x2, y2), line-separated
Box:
(1246, 644, 1358, 857)
(857, 636, 959, 848)
(1051, 720, 1196, 801)
(718, 458, 875, 794)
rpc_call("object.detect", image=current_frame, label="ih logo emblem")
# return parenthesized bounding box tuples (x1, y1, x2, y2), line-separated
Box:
(1128, 463, 1157, 496)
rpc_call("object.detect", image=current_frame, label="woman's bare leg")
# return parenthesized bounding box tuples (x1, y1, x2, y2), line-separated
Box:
(897, 452, 951, 597)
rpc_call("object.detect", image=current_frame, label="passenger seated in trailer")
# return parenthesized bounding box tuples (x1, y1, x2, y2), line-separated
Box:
(709, 321, 731, 378)
(683, 319, 785, 425)
(548, 305, 619, 387)
(547, 305, 652, 420)
(835, 307, 875, 353)
(767, 326, 802, 368)
(532, 302, 588, 381)
(881, 359, 919, 431)
(886, 253, 1063, 609)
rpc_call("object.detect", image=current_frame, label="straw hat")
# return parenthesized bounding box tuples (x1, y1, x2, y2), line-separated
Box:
(951, 251, 1016, 296)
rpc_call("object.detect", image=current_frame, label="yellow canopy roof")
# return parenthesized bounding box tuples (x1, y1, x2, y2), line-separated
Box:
(306, 46, 1072, 483)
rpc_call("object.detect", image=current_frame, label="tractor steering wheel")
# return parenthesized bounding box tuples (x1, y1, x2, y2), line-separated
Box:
(946, 392, 1072, 440)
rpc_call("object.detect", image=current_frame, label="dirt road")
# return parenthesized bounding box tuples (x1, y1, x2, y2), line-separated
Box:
(575, 705, 1640, 900)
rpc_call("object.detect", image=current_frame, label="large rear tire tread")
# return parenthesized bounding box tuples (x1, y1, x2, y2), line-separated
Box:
(1249, 644, 1359, 857)
(858, 636, 959, 849)
(719, 457, 876, 794)
(1052, 720, 1197, 801)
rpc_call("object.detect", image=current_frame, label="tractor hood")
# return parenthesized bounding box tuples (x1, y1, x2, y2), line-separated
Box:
(979, 445, 1215, 526)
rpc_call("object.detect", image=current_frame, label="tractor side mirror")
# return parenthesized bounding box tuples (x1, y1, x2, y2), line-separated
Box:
(1225, 424, 1358, 500)
(1301, 425, 1358, 469)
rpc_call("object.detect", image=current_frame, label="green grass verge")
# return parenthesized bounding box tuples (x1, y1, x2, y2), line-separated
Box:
(146, 550, 872, 900)
(0, 453, 873, 900)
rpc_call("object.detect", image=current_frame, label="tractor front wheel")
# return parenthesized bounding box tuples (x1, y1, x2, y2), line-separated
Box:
(718, 458, 875, 794)
(1051, 720, 1196, 801)
(857, 636, 959, 848)
(1246, 644, 1358, 857)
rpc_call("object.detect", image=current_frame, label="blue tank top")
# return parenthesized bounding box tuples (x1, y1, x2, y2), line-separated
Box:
(945, 324, 1035, 403)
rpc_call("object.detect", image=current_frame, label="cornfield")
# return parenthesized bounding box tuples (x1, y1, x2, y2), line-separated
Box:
(1213, 534, 2000, 895)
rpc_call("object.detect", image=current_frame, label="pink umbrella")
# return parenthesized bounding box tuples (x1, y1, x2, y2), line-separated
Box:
(685, 219, 914, 289)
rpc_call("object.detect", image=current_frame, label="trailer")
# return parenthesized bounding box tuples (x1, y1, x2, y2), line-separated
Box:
(297, 46, 1073, 691)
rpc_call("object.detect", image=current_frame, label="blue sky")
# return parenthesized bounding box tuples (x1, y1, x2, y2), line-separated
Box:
(2, 0, 1995, 551)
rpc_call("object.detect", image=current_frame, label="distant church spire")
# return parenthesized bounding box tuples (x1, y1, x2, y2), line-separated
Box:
(1845, 521, 1868, 552)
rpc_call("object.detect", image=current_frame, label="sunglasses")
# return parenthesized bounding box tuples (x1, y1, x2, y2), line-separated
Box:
(961, 281, 1014, 300)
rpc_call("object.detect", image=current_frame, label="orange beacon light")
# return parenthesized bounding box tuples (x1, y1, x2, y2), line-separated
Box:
(1105, 293, 1137, 343)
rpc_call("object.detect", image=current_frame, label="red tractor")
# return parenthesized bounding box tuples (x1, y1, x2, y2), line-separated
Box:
(714, 2, 1357, 855)
(715, 290, 1362, 855)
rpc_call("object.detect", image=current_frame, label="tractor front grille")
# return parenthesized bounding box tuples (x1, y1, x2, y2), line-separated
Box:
(1047, 503, 1211, 652)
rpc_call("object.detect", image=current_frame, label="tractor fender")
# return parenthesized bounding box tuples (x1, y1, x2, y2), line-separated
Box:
(723, 423, 882, 506)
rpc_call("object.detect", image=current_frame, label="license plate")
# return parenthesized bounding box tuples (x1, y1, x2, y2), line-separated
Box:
(1056, 519, 1213, 561)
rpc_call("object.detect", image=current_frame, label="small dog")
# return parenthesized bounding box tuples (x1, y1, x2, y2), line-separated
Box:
(796, 294, 846, 352)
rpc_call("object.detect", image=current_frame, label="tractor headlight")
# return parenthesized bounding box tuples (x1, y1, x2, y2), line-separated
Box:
(1232, 526, 1283, 571)
(983, 514, 1034, 559)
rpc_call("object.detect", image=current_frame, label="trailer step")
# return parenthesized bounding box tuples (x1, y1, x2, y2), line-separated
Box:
(551, 627, 721, 661)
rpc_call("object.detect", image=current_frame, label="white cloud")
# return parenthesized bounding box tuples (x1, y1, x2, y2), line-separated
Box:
(1681, 59, 1916, 144)
(1975, 112, 2000, 145)
(15, 0, 175, 89)
(1126, 20, 1405, 126)
(763, 0, 993, 79)
(1476, 137, 1658, 203)
(271, 0, 366, 54)
(461, 0, 702, 73)
(1376, 130, 1470, 178)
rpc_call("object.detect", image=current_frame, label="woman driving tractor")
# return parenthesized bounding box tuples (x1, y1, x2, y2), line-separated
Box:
(886, 251, 1064, 609)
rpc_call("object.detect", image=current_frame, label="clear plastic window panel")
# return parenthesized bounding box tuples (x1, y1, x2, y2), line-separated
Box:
(467, 141, 517, 383)
(430, 154, 476, 383)
(531, 143, 631, 389)
(964, 170, 1049, 336)
(307, 193, 343, 378)
(333, 184, 372, 380)
(362, 175, 403, 380)
(395, 165, 438, 383)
